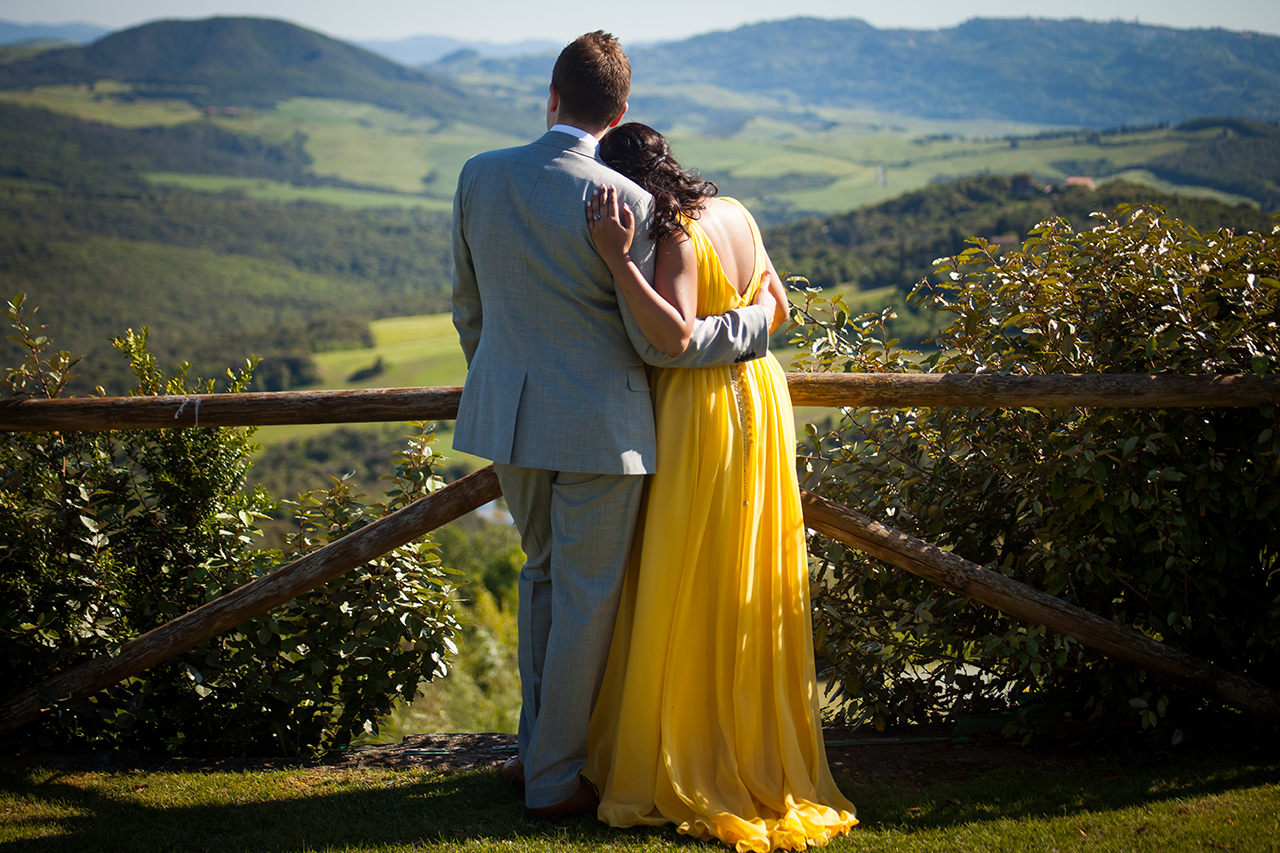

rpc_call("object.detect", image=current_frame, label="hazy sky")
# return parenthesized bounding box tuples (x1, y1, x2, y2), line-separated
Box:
(2, 0, 1276, 44)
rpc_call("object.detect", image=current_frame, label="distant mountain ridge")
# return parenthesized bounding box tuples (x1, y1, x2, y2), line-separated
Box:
(0, 17, 532, 131)
(0, 19, 108, 45)
(5, 16, 1277, 130)
(357, 34, 558, 67)
(626, 17, 1280, 126)
(441, 17, 1280, 128)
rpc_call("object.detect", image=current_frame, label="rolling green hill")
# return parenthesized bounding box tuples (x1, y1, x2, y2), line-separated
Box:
(0, 100, 317, 190)
(0, 185, 454, 395)
(764, 173, 1275, 295)
(1143, 117, 1280, 212)
(2, 17, 1277, 402)
(448, 18, 1280, 129)
(634, 18, 1280, 128)
(0, 17, 539, 134)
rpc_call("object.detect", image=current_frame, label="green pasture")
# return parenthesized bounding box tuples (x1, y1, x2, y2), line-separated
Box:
(673, 122, 1249, 216)
(207, 98, 525, 196)
(0, 82, 203, 127)
(7, 84, 1246, 221)
(254, 312, 477, 467)
(2, 753, 1277, 852)
(144, 172, 453, 211)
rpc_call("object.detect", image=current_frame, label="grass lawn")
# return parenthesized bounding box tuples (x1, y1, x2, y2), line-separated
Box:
(2, 750, 1276, 852)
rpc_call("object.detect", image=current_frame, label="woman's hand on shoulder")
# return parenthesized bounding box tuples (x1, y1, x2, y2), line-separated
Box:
(587, 184, 635, 269)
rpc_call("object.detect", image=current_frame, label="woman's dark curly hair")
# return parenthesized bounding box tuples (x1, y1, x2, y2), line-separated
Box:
(599, 122, 717, 243)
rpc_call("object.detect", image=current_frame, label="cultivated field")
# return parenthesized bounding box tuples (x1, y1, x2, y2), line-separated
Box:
(0, 83, 1252, 220)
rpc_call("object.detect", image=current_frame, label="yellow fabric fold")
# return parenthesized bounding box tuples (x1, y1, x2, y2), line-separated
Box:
(586, 199, 857, 850)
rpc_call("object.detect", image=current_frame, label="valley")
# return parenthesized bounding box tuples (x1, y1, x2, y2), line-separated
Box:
(1, 14, 1277, 505)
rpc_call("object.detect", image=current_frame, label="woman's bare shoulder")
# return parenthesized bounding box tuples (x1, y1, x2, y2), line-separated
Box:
(696, 197, 753, 239)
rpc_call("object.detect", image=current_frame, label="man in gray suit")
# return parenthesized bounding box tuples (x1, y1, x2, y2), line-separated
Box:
(451, 31, 772, 819)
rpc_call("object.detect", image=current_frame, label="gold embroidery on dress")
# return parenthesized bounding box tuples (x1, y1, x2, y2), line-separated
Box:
(732, 363, 754, 506)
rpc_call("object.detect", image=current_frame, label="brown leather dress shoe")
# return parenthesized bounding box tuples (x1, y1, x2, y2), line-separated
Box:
(501, 756, 525, 789)
(524, 777, 599, 820)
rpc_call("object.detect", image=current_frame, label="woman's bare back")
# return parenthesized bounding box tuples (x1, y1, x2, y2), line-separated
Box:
(689, 198, 759, 297)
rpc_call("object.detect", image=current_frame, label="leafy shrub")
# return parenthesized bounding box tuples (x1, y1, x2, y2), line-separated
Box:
(795, 207, 1280, 732)
(381, 514, 523, 737)
(0, 297, 461, 755)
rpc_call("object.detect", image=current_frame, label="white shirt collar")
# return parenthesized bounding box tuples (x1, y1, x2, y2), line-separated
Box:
(549, 123, 598, 144)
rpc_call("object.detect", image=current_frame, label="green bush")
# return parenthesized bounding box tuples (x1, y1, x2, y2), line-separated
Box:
(794, 206, 1280, 732)
(380, 514, 523, 737)
(0, 297, 462, 755)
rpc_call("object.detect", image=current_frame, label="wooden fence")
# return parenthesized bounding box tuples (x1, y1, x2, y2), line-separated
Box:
(2, 372, 1279, 736)
(2, 373, 1277, 432)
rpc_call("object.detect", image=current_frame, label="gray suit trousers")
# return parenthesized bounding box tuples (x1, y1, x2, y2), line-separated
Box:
(493, 462, 645, 808)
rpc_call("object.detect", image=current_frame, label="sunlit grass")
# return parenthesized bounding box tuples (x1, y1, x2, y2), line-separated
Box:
(0, 82, 202, 126)
(2, 755, 1277, 851)
(206, 97, 525, 195)
(143, 172, 453, 211)
(1101, 170, 1259, 208)
(253, 313, 478, 467)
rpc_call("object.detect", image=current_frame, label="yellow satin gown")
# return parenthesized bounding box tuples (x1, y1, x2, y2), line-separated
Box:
(585, 199, 857, 852)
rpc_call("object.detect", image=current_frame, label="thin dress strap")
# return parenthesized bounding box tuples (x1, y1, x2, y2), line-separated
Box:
(679, 200, 764, 307)
(719, 197, 766, 301)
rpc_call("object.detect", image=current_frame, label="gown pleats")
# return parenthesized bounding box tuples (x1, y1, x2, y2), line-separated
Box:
(585, 199, 857, 852)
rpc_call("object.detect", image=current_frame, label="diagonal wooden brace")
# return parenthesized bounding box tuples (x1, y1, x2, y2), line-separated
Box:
(800, 489, 1280, 721)
(0, 466, 502, 737)
(4, 469, 1277, 738)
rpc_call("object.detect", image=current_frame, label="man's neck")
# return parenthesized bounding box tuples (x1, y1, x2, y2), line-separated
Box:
(549, 123, 598, 143)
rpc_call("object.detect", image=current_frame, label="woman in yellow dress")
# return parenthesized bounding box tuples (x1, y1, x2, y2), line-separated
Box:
(584, 123, 857, 852)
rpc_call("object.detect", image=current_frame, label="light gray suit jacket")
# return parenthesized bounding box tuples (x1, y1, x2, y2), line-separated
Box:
(451, 130, 769, 475)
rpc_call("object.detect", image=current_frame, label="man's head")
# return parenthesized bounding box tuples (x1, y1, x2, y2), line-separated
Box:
(548, 31, 630, 134)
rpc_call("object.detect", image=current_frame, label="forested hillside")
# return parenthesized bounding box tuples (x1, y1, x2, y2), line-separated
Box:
(0, 101, 319, 189)
(635, 18, 1280, 127)
(0, 99, 453, 395)
(1143, 118, 1280, 212)
(0, 17, 537, 133)
(446, 18, 1280, 128)
(764, 174, 1275, 293)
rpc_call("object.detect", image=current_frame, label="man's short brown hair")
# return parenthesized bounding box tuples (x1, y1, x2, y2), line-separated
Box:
(552, 31, 630, 130)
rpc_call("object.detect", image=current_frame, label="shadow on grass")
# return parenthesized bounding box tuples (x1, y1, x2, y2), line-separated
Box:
(0, 765, 703, 852)
(840, 753, 1280, 831)
(2, 753, 1278, 851)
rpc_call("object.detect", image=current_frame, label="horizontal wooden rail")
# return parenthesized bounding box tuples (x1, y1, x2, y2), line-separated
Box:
(786, 372, 1280, 409)
(800, 490, 1280, 722)
(1, 374, 1277, 432)
(0, 386, 465, 432)
(0, 466, 503, 738)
